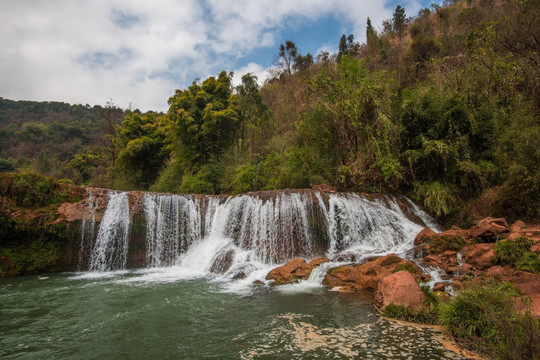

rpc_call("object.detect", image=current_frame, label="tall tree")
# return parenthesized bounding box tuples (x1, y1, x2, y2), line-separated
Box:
(274, 40, 299, 76)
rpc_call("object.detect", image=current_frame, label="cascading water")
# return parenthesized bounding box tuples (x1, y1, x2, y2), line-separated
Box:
(88, 191, 131, 272)
(78, 189, 98, 270)
(81, 190, 438, 283)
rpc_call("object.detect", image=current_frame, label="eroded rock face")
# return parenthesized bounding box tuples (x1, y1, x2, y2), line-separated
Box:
(375, 271, 425, 310)
(266, 257, 330, 285)
(323, 254, 419, 293)
(469, 217, 509, 241)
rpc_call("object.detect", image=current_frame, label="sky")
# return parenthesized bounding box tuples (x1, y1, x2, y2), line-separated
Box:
(0, 0, 439, 112)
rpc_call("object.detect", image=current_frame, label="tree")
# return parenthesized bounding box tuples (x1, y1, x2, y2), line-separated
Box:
(393, 5, 407, 36)
(115, 112, 171, 190)
(168, 71, 239, 170)
(98, 99, 124, 167)
(274, 40, 299, 76)
(338, 34, 359, 61)
(235, 73, 272, 159)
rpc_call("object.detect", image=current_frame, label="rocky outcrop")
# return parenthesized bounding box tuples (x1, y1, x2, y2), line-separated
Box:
(375, 271, 425, 310)
(463, 243, 496, 270)
(266, 257, 330, 285)
(470, 217, 509, 241)
(323, 254, 420, 293)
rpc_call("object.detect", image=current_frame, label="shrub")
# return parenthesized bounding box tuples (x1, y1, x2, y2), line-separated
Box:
(0, 171, 72, 207)
(495, 237, 535, 267)
(515, 252, 540, 274)
(414, 181, 460, 217)
(439, 282, 540, 359)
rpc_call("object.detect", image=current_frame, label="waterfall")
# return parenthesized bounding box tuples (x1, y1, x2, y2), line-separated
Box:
(80, 190, 437, 275)
(88, 191, 131, 272)
(78, 189, 98, 270)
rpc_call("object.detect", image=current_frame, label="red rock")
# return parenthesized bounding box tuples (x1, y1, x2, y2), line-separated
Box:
(433, 282, 447, 292)
(441, 250, 457, 260)
(375, 271, 425, 310)
(463, 243, 496, 270)
(266, 257, 330, 285)
(312, 184, 337, 193)
(510, 220, 526, 233)
(414, 227, 436, 246)
(484, 265, 505, 277)
(424, 255, 442, 267)
(323, 254, 416, 292)
(438, 226, 470, 239)
(470, 217, 509, 240)
(531, 244, 540, 254)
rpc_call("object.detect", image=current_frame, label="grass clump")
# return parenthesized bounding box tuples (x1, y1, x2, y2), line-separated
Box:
(439, 282, 540, 359)
(495, 237, 540, 274)
(392, 263, 417, 274)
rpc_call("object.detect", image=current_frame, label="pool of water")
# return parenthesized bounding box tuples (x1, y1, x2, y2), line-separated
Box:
(0, 271, 466, 359)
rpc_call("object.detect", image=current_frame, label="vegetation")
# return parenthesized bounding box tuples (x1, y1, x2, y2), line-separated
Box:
(1, 0, 538, 225)
(439, 282, 540, 359)
(495, 237, 540, 274)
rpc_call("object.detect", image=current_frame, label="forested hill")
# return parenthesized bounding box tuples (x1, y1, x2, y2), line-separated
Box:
(0, 0, 538, 225)
(0, 98, 127, 180)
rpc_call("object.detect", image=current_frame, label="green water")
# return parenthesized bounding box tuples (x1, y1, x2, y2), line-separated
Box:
(1, 272, 465, 359)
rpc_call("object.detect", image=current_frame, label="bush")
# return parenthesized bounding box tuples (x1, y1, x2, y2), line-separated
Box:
(439, 282, 540, 359)
(0, 171, 73, 207)
(515, 252, 540, 274)
(495, 237, 536, 271)
(414, 181, 460, 217)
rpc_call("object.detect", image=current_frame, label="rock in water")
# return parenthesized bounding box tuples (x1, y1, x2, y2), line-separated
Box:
(375, 271, 425, 310)
(266, 257, 330, 285)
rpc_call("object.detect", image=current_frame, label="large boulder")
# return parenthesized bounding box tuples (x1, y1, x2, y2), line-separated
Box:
(266, 257, 330, 285)
(470, 217, 509, 241)
(323, 254, 419, 292)
(375, 271, 425, 310)
(463, 243, 496, 270)
(414, 227, 436, 246)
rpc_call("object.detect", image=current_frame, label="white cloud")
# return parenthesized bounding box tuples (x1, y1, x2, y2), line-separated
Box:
(231, 62, 268, 88)
(0, 0, 432, 112)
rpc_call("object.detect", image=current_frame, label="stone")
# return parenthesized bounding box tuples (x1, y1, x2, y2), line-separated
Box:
(266, 257, 330, 285)
(323, 254, 417, 292)
(414, 227, 436, 246)
(484, 265, 505, 277)
(209, 249, 235, 274)
(463, 243, 496, 270)
(433, 282, 447, 292)
(438, 226, 470, 239)
(469, 217, 509, 240)
(424, 255, 442, 267)
(375, 271, 425, 310)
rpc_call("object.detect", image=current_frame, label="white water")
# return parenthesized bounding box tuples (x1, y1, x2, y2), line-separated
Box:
(88, 192, 131, 272)
(78, 189, 97, 270)
(80, 190, 439, 293)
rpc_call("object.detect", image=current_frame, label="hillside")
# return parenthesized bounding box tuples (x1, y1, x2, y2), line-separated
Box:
(0, 0, 538, 224)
